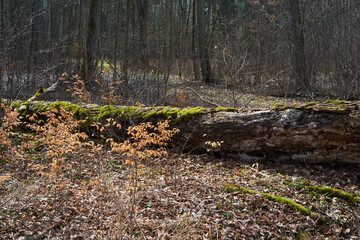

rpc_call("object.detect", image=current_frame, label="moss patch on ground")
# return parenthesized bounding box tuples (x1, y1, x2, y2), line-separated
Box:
(224, 184, 326, 224)
(284, 181, 360, 206)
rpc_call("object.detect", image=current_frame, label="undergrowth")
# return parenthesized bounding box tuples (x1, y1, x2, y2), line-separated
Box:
(0, 74, 180, 237)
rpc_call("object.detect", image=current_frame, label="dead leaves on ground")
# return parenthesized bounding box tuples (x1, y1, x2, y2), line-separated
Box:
(1, 150, 360, 239)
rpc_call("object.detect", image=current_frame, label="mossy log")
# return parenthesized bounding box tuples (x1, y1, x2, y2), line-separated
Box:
(10, 99, 360, 164)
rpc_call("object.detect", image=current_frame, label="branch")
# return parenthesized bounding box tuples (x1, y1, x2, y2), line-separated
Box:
(185, 87, 219, 107)
(340, 205, 360, 237)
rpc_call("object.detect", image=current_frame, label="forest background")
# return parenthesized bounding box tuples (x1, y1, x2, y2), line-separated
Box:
(0, 0, 359, 104)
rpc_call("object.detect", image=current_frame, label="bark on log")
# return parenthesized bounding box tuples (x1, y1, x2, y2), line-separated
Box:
(11, 99, 360, 164)
(176, 104, 360, 164)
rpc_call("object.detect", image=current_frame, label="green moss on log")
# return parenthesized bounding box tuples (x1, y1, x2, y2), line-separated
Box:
(303, 104, 348, 114)
(142, 106, 205, 122)
(11, 101, 91, 122)
(213, 106, 237, 112)
(98, 105, 125, 120)
(273, 103, 279, 111)
(40, 102, 91, 120)
(332, 108, 347, 114)
(142, 107, 179, 120)
(96, 105, 204, 122)
(177, 107, 204, 122)
(326, 100, 347, 105)
(97, 105, 144, 121)
(10, 101, 21, 109)
(12, 101, 204, 123)
(28, 87, 45, 101)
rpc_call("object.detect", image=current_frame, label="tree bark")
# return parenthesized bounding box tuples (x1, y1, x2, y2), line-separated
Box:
(113, 0, 120, 82)
(123, 0, 131, 96)
(81, 0, 100, 89)
(136, 0, 149, 67)
(197, 0, 213, 84)
(288, 0, 307, 91)
(28, 0, 40, 76)
(0, 0, 4, 50)
(175, 105, 360, 164)
(191, 0, 200, 81)
(0, 0, 3, 92)
(164, 0, 174, 93)
(177, 0, 190, 79)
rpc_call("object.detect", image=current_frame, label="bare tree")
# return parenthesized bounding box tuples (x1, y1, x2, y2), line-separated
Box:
(197, 0, 213, 83)
(136, 0, 149, 67)
(192, 0, 201, 81)
(81, 0, 101, 89)
(288, 0, 307, 91)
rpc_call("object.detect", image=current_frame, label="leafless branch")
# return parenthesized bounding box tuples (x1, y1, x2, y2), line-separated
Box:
(185, 87, 219, 107)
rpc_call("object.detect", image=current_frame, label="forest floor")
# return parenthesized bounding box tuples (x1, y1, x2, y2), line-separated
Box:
(1, 148, 360, 239)
(164, 76, 315, 110)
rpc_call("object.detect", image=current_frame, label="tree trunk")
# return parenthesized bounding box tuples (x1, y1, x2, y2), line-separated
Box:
(123, 0, 131, 96)
(288, 0, 307, 91)
(172, 105, 360, 165)
(0, 0, 4, 50)
(28, 0, 40, 77)
(81, 0, 100, 90)
(113, 0, 120, 82)
(13, 98, 360, 165)
(191, 0, 201, 81)
(164, 0, 174, 93)
(197, 0, 213, 84)
(136, 0, 149, 67)
(0, 0, 3, 91)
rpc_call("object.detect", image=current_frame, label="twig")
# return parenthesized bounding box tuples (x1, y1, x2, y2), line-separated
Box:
(185, 87, 219, 107)
(341, 205, 360, 237)
(0, 182, 29, 210)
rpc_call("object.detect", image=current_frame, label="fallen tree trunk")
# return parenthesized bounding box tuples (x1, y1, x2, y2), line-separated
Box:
(177, 102, 360, 164)
(10, 98, 360, 164)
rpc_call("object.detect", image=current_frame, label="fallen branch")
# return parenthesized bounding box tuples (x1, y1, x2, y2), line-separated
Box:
(185, 87, 219, 107)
